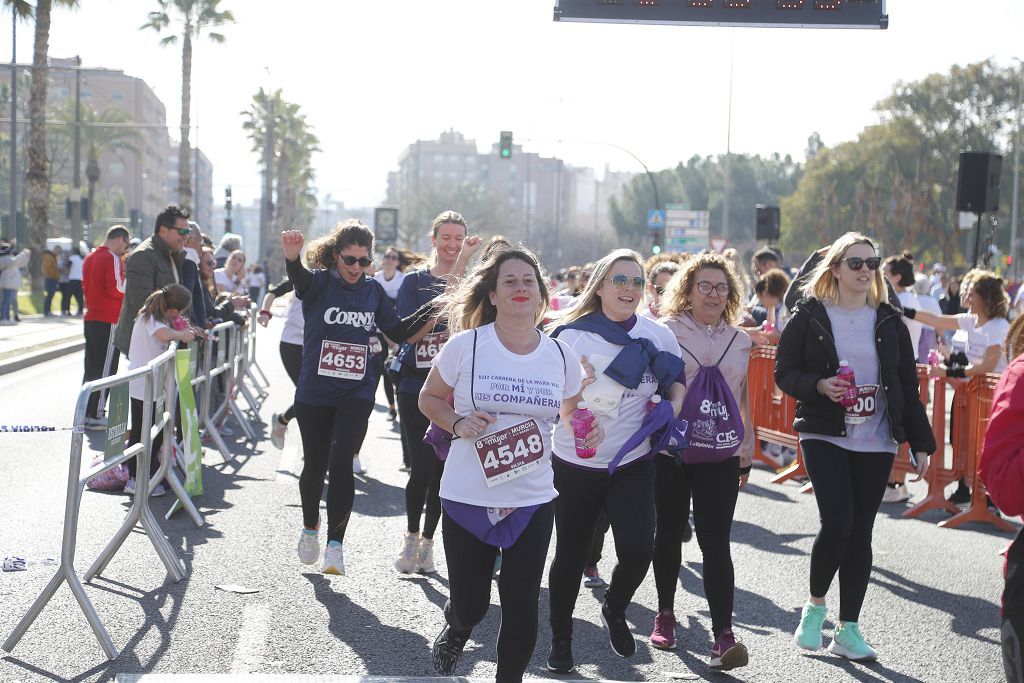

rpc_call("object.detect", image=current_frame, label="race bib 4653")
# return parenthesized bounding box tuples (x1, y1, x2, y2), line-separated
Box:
(318, 340, 367, 381)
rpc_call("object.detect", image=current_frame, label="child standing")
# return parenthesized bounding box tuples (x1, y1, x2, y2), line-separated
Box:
(124, 284, 196, 496)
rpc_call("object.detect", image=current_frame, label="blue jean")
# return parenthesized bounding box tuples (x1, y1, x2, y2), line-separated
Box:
(0, 288, 16, 321)
(43, 278, 58, 315)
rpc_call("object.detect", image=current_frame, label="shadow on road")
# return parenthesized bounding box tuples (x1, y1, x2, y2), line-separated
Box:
(731, 519, 812, 557)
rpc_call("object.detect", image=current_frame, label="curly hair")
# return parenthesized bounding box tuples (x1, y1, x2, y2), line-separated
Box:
(306, 220, 373, 271)
(967, 270, 1010, 320)
(660, 252, 744, 325)
(883, 251, 916, 289)
(754, 267, 791, 300)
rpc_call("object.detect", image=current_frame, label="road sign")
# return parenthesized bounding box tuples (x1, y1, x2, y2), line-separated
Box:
(710, 237, 729, 253)
(647, 209, 665, 229)
(374, 207, 399, 244)
(663, 204, 710, 254)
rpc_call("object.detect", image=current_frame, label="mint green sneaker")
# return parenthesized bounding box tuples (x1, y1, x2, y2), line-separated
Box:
(793, 602, 827, 651)
(828, 622, 877, 661)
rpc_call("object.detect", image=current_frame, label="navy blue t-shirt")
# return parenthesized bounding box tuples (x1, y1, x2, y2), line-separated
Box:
(296, 269, 400, 406)
(396, 268, 446, 395)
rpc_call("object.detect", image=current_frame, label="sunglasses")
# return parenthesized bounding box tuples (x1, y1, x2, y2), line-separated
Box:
(696, 281, 730, 296)
(842, 256, 881, 271)
(609, 274, 645, 290)
(164, 226, 190, 236)
(340, 255, 373, 267)
(654, 285, 666, 297)
(384, 253, 399, 261)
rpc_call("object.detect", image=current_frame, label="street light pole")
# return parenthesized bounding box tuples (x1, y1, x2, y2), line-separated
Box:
(70, 55, 82, 245)
(8, 10, 16, 241)
(722, 30, 736, 241)
(1010, 58, 1023, 283)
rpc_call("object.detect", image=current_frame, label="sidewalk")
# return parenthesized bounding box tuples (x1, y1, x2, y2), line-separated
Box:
(0, 315, 86, 375)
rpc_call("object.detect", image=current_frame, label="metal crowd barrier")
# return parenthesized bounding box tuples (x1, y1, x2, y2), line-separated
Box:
(2, 346, 185, 660)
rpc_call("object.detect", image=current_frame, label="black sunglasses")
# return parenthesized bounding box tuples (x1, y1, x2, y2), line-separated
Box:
(842, 256, 881, 271)
(163, 225, 190, 236)
(654, 285, 666, 296)
(340, 255, 373, 267)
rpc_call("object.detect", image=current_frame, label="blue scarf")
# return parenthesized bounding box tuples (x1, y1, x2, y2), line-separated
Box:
(552, 311, 685, 392)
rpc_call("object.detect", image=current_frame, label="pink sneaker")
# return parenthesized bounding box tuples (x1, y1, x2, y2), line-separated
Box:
(650, 609, 676, 650)
(710, 628, 748, 670)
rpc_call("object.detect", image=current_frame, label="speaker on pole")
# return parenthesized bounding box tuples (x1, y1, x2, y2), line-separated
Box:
(956, 152, 1002, 213)
(755, 205, 780, 241)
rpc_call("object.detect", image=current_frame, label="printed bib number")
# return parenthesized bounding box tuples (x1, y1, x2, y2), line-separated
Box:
(415, 331, 449, 369)
(475, 419, 545, 487)
(317, 340, 367, 381)
(369, 336, 383, 355)
(845, 385, 878, 425)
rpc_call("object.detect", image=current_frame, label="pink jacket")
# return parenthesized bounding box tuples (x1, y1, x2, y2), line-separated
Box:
(662, 313, 754, 468)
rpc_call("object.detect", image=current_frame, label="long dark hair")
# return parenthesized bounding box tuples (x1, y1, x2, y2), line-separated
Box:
(306, 220, 374, 271)
(443, 247, 549, 333)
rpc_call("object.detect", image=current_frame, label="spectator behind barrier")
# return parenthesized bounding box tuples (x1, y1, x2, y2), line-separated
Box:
(214, 233, 242, 269)
(114, 204, 189, 355)
(41, 245, 60, 317)
(0, 240, 30, 325)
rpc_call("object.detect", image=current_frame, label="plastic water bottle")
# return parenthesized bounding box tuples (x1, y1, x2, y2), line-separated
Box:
(647, 394, 662, 414)
(572, 401, 597, 459)
(837, 360, 858, 408)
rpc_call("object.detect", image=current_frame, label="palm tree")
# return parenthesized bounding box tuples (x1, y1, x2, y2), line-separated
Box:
(141, 0, 232, 212)
(24, 0, 78, 294)
(2, 1, 32, 241)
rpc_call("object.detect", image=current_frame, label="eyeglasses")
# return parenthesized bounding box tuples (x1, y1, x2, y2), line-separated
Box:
(163, 225, 190, 236)
(609, 274, 645, 290)
(340, 255, 373, 267)
(654, 285, 666, 297)
(696, 281, 730, 296)
(841, 256, 881, 271)
(384, 253, 399, 261)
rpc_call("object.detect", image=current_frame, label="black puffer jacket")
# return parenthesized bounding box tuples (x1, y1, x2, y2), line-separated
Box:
(774, 297, 936, 454)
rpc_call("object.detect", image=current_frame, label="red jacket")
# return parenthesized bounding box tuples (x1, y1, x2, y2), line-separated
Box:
(978, 355, 1024, 516)
(82, 246, 125, 324)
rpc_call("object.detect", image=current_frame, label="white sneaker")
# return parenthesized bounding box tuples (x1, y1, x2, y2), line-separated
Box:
(123, 478, 136, 495)
(270, 412, 287, 450)
(323, 542, 345, 575)
(395, 531, 419, 573)
(415, 536, 436, 574)
(352, 456, 366, 474)
(151, 483, 166, 497)
(297, 529, 320, 565)
(882, 484, 911, 503)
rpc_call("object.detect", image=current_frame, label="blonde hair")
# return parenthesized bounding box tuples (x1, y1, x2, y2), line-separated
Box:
(660, 252, 744, 325)
(550, 249, 643, 329)
(442, 248, 549, 334)
(801, 232, 886, 307)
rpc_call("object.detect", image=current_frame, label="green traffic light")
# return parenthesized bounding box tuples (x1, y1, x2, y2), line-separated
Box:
(501, 150, 510, 158)
(652, 245, 662, 255)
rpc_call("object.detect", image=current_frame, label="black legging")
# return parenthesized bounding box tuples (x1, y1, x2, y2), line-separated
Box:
(802, 439, 895, 623)
(294, 398, 374, 543)
(442, 502, 554, 683)
(548, 457, 656, 639)
(653, 455, 739, 638)
(279, 341, 303, 423)
(399, 390, 444, 538)
(587, 511, 611, 567)
(374, 350, 396, 408)
(352, 352, 392, 456)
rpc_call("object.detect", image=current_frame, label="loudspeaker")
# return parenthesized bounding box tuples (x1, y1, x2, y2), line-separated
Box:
(956, 152, 1002, 213)
(755, 205, 780, 241)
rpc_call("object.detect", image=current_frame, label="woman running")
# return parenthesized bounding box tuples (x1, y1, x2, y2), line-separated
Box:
(776, 231, 935, 661)
(419, 246, 598, 683)
(282, 220, 477, 575)
(394, 211, 470, 575)
(545, 249, 685, 673)
(652, 252, 753, 670)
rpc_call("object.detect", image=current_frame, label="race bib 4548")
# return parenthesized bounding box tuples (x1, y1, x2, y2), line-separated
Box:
(475, 419, 545, 487)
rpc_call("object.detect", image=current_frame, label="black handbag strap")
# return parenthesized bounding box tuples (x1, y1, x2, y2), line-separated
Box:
(679, 330, 740, 369)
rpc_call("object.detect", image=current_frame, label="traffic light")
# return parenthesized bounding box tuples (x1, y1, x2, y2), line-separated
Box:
(499, 131, 513, 159)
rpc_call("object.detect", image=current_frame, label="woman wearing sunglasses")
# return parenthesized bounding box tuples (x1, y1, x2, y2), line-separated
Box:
(775, 232, 935, 661)
(544, 249, 685, 673)
(281, 220, 478, 575)
(651, 252, 753, 670)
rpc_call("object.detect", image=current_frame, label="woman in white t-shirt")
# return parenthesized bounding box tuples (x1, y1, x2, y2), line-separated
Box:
(214, 249, 247, 295)
(544, 249, 686, 674)
(419, 247, 594, 681)
(883, 253, 924, 352)
(905, 269, 1011, 377)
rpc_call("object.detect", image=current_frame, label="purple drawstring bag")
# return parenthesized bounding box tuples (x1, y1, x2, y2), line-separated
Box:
(676, 332, 744, 465)
(423, 393, 456, 461)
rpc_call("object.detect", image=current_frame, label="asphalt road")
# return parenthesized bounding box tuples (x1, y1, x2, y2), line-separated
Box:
(0, 316, 1011, 682)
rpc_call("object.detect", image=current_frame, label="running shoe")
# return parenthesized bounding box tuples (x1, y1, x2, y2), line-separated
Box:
(948, 480, 971, 505)
(546, 637, 575, 674)
(270, 412, 287, 450)
(828, 622, 877, 661)
(415, 537, 436, 574)
(352, 456, 366, 474)
(882, 484, 911, 503)
(297, 528, 320, 565)
(123, 478, 136, 495)
(394, 531, 419, 573)
(601, 601, 636, 657)
(322, 541, 345, 575)
(710, 628, 748, 670)
(794, 601, 827, 651)
(583, 565, 605, 588)
(151, 483, 166, 497)
(650, 609, 677, 650)
(122, 479, 165, 497)
(681, 518, 694, 543)
(388, 407, 398, 421)
(432, 624, 470, 675)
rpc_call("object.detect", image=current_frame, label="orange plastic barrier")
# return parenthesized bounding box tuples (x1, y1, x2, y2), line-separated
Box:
(746, 346, 809, 489)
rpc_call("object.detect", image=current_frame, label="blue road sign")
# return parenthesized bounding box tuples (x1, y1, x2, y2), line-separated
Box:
(647, 209, 666, 229)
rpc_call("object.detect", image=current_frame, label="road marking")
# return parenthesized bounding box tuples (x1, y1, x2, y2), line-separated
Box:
(229, 602, 270, 674)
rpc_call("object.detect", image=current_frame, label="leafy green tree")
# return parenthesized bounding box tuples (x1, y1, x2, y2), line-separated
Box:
(141, 0, 233, 211)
